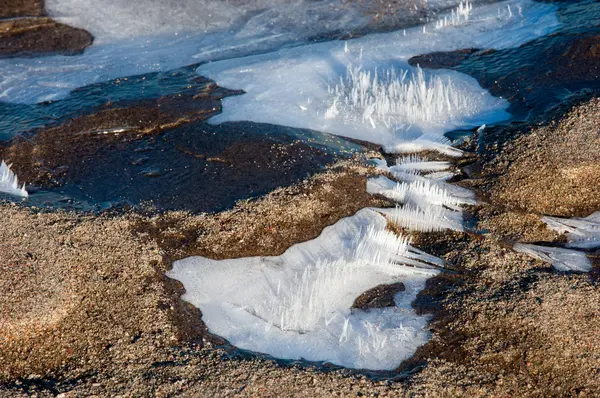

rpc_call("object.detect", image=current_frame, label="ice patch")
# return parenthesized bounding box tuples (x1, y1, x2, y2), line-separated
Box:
(368, 158, 475, 232)
(196, 0, 559, 150)
(513, 243, 592, 272)
(170, 155, 478, 369)
(169, 208, 440, 370)
(2, 0, 505, 105)
(542, 213, 600, 250)
(45, 0, 457, 44)
(0, 160, 28, 198)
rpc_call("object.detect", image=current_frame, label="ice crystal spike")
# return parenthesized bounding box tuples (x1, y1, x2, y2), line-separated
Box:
(325, 66, 481, 133)
(393, 155, 451, 172)
(542, 213, 600, 249)
(435, 1, 473, 30)
(0, 160, 28, 198)
(381, 204, 464, 233)
(513, 243, 592, 272)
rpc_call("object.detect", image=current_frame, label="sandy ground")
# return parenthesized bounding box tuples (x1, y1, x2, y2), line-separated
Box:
(484, 98, 600, 218)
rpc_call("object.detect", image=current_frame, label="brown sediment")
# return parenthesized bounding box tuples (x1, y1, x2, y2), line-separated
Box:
(0, 0, 44, 19)
(0, 203, 186, 380)
(405, 235, 600, 397)
(0, 88, 234, 188)
(0, 17, 93, 58)
(482, 98, 600, 218)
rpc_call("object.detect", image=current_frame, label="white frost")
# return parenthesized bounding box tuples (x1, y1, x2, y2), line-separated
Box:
(0, 161, 28, 198)
(542, 213, 600, 250)
(513, 243, 592, 272)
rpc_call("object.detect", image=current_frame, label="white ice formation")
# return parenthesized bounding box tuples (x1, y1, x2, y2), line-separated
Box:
(0, 1, 558, 106)
(0, 161, 28, 198)
(435, 1, 474, 30)
(196, 0, 559, 152)
(513, 243, 592, 273)
(368, 157, 475, 232)
(169, 209, 441, 370)
(542, 213, 600, 250)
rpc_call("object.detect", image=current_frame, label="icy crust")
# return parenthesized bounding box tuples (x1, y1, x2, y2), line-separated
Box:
(513, 244, 592, 273)
(169, 209, 441, 370)
(0, 160, 28, 198)
(46, 0, 472, 44)
(170, 158, 476, 370)
(196, 0, 560, 151)
(368, 157, 475, 233)
(542, 213, 600, 250)
(0, 0, 558, 105)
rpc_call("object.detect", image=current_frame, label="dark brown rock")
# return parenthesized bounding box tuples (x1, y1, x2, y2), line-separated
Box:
(0, 17, 93, 57)
(0, 92, 227, 186)
(351, 282, 405, 310)
(0, 0, 44, 18)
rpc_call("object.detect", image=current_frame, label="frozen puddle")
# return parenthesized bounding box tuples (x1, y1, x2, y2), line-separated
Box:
(169, 158, 474, 370)
(197, 0, 560, 151)
(170, 209, 439, 370)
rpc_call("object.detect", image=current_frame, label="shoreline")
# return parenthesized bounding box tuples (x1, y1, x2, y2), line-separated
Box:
(1, 96, 600, 396)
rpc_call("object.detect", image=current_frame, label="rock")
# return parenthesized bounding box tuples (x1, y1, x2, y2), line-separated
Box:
(351, 283, 405, 310)
(0, 0, 45, 19)
(0, 17, 93, 58)
(408, 48, 481, 69)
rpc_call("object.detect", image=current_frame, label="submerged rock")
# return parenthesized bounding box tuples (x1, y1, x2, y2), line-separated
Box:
(351, 283, 406, 310)
(408, 48, 481, 69)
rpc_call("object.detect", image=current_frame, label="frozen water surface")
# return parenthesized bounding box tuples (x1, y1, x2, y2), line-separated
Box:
(542, 213, 600, 250)
(169, 208, 441, 370)
(197, 0, 559, 150)
(1, 0, 507, 104)
(514, 244, 592, 273)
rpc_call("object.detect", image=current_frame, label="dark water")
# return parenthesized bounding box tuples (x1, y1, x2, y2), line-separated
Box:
(2, 0, 600, 214)
(0, 65, 361, 213)
(449, 0, 600, 119)
(0, 65, 210, 141)
(21, 120, 359, 213)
